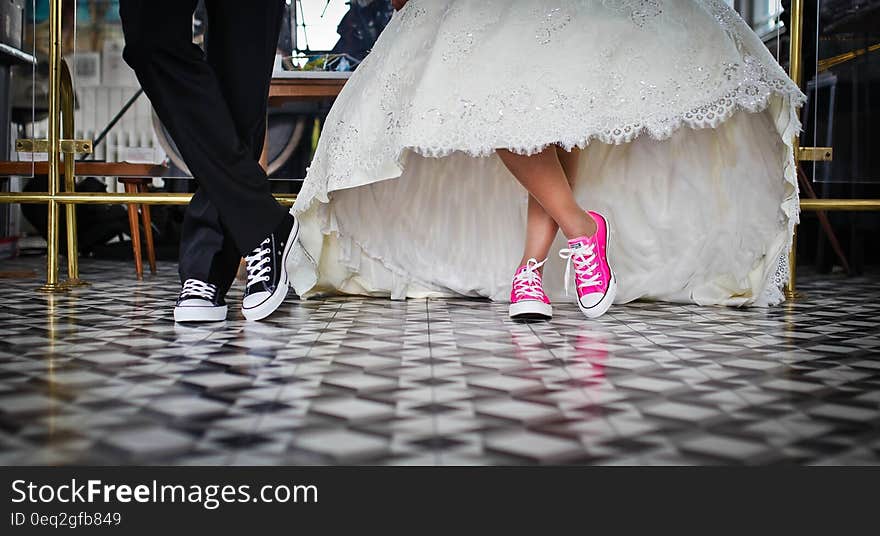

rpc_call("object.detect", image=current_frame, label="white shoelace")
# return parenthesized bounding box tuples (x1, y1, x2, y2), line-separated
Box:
(244, 238, 272, 289)
(181, 279, 216, 300)
(559, 244, 601, 296)
(512, 258, 547, 300)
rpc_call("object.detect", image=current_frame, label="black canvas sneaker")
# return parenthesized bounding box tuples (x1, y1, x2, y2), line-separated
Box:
(241, 213, 300, 321)
(174, 278, 228, 322)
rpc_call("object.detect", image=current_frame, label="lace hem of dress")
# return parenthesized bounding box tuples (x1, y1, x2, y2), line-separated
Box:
(757, 93, 802, 307)
(403, 81, 805, 159)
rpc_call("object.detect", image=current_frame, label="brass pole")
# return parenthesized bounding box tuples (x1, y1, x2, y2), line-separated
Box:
(39, 0, 66, 292)
(799, 199, 880, 211)
(785, 0, 804, 300)
(0, 192, 298, 205)
(817, 43, 880, 73)
(61, 60, 87, 287)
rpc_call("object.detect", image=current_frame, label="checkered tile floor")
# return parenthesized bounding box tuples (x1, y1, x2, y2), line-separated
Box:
(0, 257, 878, 465)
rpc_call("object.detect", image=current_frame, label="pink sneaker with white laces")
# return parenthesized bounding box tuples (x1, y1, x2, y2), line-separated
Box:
(559, 211, 617, 319)
(508, 258, 553, 320)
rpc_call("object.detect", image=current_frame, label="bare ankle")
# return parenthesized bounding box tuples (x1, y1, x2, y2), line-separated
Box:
(562, 212, 597, 240)
(517, 256, 546, 272)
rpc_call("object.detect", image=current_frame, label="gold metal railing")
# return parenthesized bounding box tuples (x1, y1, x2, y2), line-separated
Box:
(60, 60, 87, 287)
(39, 0, 63, 292)
(783, 0, 879, 297)
(0, 192, 298, 205)
(787, 0, 805, 299)
(800, 199, 880, 211)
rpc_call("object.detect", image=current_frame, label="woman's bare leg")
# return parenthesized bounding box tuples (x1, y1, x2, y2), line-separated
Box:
(512, 146, 585, 268)
(518, 196, 559, 268)
(498, 146, 595, 266)
(556, 146, 580, 185)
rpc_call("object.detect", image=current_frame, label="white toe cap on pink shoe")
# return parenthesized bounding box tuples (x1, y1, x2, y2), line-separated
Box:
(577, 277, 618, 319)
(579, 292, 606, 309)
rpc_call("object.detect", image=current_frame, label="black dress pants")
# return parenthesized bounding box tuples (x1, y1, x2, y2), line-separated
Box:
(119, 0, 288, 297)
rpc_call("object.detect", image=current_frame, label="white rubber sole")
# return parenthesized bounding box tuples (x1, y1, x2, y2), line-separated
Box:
(174, 305, 228, 323)
(509, 300, 553, 320)
(241, 218, 300, 322)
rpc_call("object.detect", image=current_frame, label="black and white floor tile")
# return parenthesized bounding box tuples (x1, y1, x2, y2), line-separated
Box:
(0, 257, 878, 465)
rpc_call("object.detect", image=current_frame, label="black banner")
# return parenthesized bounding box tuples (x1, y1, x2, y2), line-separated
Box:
(1, 467, 877, 533)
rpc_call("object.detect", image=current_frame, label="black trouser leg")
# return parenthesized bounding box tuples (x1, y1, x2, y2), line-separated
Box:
(177, 190, 241, 298)
(119, 0, 287, 293)
(174, 0, 285, 296)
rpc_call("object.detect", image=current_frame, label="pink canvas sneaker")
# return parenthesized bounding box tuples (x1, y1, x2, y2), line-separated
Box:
(559, 211, 617, 319)
(508, 258, 553, 320)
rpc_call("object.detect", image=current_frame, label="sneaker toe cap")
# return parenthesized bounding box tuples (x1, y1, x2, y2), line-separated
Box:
(579, 291, 608, 309)
(242, 291, 271, 310)
(178, 298, 215, 308)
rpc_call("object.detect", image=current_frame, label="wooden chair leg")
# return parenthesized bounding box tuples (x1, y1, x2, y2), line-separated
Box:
(138, 183, 157, 275)
(124, 183, 143, 280)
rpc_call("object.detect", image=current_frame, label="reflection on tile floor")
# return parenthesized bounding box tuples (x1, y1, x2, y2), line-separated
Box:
(0, 257, 878, 465)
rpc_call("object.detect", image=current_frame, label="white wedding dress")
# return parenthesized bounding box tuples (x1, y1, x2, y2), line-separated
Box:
(289, 0, 805, 307)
